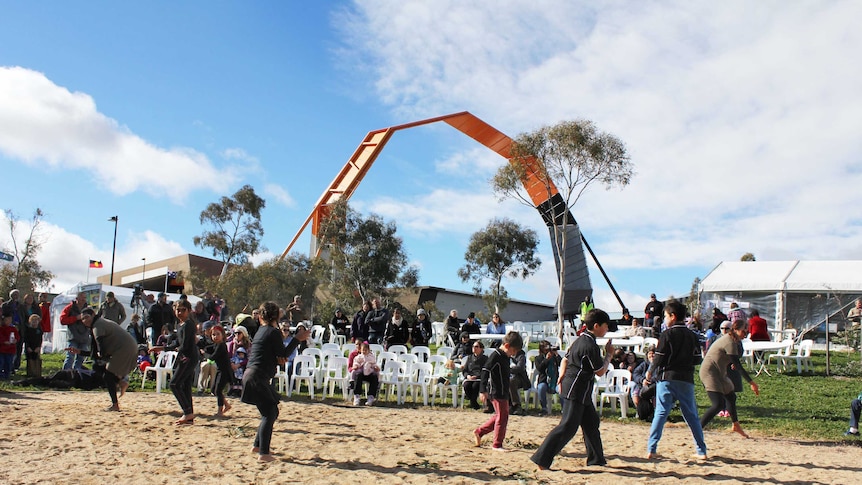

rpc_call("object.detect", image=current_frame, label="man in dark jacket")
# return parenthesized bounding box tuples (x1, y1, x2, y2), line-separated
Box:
(364, 298, 389, 345)
(147, 292, 176, 347)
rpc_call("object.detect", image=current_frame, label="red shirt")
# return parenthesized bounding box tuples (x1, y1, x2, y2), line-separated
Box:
(0, 325, 20, 354)
(748, 316, 770, 341)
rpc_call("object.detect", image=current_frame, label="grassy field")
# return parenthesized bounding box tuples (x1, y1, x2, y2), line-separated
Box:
(3, 347, 861, 444)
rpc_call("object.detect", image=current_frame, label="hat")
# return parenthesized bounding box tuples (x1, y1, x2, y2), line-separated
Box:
(719, 320, 732, 330)
(233, 325, 249, 338)
(106, 291, 115, 298)
(650, 293, 656, 298)
(417, 308, 426, 316)
(157, 292, 166, 299)
(235, 313, 252, 326)
(335, 308, 343, 314)
(460, 331, 470, 339)
(203, 321, 216, 331)
(467, 312, 475, 319)
(236, 347, 247, 354)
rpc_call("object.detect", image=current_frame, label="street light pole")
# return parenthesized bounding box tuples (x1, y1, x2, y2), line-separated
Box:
(108, 216, 118, 286)
(141, 257, 146, 286)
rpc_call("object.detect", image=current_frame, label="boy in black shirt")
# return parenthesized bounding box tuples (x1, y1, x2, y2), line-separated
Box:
(473, 331, 524, 451)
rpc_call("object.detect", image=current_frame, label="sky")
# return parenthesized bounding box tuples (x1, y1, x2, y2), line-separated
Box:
(2, 1, 862, 316)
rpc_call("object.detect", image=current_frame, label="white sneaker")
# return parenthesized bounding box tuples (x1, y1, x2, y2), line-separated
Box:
(365, 396, 376, 406)
(353, 396, 361, 406)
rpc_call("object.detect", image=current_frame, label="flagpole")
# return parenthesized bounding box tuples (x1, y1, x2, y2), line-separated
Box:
(164, 268, 169, 293)
(87, 264, 91, 283)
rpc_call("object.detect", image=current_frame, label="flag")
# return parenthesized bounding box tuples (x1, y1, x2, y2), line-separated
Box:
(167, 271, 178, 280)
(0, 251, 14, 262)
(89, 260, 103, 268)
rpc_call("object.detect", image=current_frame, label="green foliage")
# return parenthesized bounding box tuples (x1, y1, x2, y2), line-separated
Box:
(741, 252, 757, 261)
(458, 218, 540, 314)
(491, 120, 633, 327)
(0, 208, 54, 295)
(317, 199, 419, 305)
(193, 184, 266, 272)
(194, 254, 318, 316)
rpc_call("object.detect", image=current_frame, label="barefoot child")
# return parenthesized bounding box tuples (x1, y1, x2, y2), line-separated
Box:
(210, 325, 233, 416)
(473, 331, 524, 451)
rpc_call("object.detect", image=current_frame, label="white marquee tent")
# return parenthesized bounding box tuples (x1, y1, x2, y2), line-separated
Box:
(699, 261, 862, 337)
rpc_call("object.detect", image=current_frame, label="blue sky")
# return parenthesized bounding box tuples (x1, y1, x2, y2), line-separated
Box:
(2, 1, 862, 316)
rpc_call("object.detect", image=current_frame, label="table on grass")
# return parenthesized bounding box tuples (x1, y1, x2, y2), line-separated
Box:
(743, 340, 793, 376)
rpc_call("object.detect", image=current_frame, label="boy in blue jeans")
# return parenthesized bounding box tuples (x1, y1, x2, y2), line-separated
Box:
(644, 300, 707, 460)
(474, 331, 524, 451)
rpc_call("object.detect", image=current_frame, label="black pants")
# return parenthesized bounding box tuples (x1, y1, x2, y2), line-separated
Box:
(213, 371, 230, 407)
(531, 398, 606, 468)
(464, 380, 481, 408)
(354, 373, 379, 397)
(254, 400, 280, 455)
(104, 371, 120, 405)
(170, 357, 196, 415)
(701, 390, 738, 427)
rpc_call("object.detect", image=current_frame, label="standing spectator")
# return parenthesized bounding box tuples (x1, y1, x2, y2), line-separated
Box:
(351, 302, 370, 343)
(23, 314, 43, 377)
(147, 292, 176, 347)
(383, 308, 410, 350)
(748, 309, 770, 341)
(126, 314, 146, 345)
(59, 292, 91, 370)
(0, 306, 21, 380)
(485, 313, 506, 348)
(240, 301, 309, 462)
(192, 301, 209, 326)
(167, 299, 198, 425)
(644, 293, 664, 333)
(726, 302, 747, 325)
(445, 309, 462, 346)
(80, 307, 137, 412)
(531, 309, 614, 470)
(286, 295, 304, 324)
(644, 300, 707, 460)
(848, 300, 862, 350)
(474, 331, 524, 451)
(38, 292, 51, 341)
(364, 298, 389, 345)
(411, 309, 432, 348)
(1, 289, 25, 371)
(99, 291, 127, 327)
(579, 295, 594, 322)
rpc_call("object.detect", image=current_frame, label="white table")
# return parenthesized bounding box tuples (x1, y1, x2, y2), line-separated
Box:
(743, 340, 792, 376)
(470, 333, 505, 343)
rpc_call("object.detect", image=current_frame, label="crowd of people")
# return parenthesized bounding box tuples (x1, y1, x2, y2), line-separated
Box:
(4, 286, 862, 469)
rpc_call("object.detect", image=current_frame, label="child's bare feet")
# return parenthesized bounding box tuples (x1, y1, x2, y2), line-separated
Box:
(473, 430, 482, 447)
(118, 381, 129, 398)
(731, 422, 749, 438)
(646, 452, 659, 460)
(258, 454, 275, 462)
(223, 401, 231, 413)
(252, 447, 260, 453)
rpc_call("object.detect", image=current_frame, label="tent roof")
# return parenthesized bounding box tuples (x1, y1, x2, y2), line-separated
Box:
(700, 261, 862, 293)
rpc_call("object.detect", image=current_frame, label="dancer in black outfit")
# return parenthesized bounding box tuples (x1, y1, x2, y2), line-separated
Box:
(241, 301, 309, 462)
(531, 309, 614, 470)
(168, 299, 198, 425)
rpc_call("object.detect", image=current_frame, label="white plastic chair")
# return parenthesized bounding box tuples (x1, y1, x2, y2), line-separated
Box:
(369, 344, 384, 361)
(275, 362, 289, 394)
(142, 351, 177, 393)
(321, 343, 341, 353)
(544, 336, 561, 349)
(301, 347, 324, 388)
(328, 324, 346, 345)
(782, 339, 813, 374)
(342, 342, 359, 358)
(599, 369, 631, 418)
(387, 344, 408, 356)
(402, 362, 434, 405)
(431, 322, 445, 346)
(322, 356, 350, 400)
(766, 339, 794, 372)
(398, 353, 419, 375)
(289, 355, 317, 399)
(379, 360, 406, 404)
(436, 346, 454, 358)
(309, 325, 326, 347)
(377, 351, 398, 371)
(411, 345, 431, 363)
(319, 349, 344, 388)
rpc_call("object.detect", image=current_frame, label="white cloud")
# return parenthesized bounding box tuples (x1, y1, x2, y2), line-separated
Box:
(263, 183, 296, 208)
(222, 147, 262, 173)
(0, 66, 237, 202)
(339, 1, 862, 276)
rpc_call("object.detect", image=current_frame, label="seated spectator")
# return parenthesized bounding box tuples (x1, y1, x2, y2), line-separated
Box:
(451, 332, 473, 363)
(631, 346, 656, 421)
(350, 341, 380, 406)
(845, 390, 862, 436)
(446, 309, 462, 346)
(136, 344, 153, 373)
(437, 359, 459, 385)
(331, 308, 350, 342)
(610, 348, 626, 369)
(461, 340, 488, 410)
(485, 313, 506, 348)
(534, 340, 562, 415)
(622, 351, 640, 373)
(509, 346, 530, 415)
(281, 323, 299, 381)
(625, 317, 647, 338)
(461, 312, 481, 337)
(748, 309, 770, 341)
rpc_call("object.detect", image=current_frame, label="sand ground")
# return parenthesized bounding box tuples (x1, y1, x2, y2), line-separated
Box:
(1, 390, 859, 484)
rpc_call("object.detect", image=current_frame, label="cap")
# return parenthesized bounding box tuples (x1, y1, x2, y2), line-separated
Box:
(720, 320, 732, 330)
(417, 308, 426, 316)
(460, 331, 470, 339)
(235, 313, 252, 325)
(157, 292, 166, 299)
(467, 312, 475, 319)
(106, 291, 115, 298)
(236, 347, 247, 354)
(650, 293, 656, 298)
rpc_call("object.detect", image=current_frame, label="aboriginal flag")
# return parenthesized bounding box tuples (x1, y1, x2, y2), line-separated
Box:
(89, 260, 103, 268)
